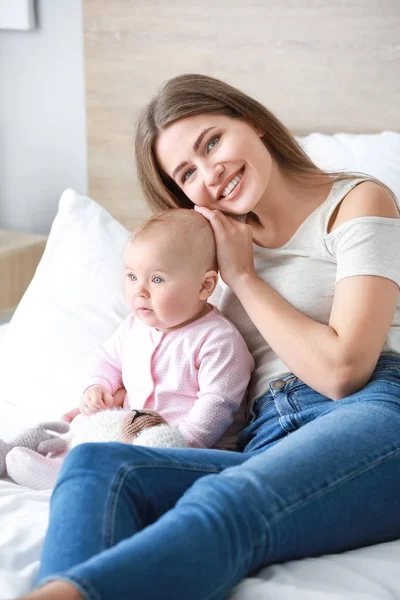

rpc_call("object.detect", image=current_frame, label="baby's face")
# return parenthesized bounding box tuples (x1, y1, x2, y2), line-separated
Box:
(124, 235, 207, 331)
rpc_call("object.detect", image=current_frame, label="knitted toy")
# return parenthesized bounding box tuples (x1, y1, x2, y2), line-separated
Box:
(4, 409, 187, 490)
(0, 421, 70, 478)
(70, 408, 187, 448)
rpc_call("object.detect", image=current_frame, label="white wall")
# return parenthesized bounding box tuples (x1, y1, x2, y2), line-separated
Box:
(0, 0, 87, 234)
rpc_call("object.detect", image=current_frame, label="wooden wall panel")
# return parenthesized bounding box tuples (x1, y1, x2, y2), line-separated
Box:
(83, 0, 400, 228)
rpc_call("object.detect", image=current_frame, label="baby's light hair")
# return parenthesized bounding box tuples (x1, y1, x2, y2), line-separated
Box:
(131, 209, 218, 272)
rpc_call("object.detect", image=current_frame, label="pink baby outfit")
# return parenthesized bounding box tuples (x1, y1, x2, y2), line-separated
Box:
(84, 306, 254, 450)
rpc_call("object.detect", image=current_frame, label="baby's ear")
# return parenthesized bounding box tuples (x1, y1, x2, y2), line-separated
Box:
(199, 270, 218, 300)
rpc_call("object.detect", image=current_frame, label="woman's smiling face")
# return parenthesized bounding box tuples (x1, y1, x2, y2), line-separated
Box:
(155, 113, 272, 215)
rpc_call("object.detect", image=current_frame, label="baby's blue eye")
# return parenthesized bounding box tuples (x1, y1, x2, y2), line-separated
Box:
(152, 276, 163, 284)
(206, 136, 219, 152)
(128, 274, 136, 282)
(182, 168, 195, 182)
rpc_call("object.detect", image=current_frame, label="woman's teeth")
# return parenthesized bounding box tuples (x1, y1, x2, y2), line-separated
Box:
(221, 171, 243, 197)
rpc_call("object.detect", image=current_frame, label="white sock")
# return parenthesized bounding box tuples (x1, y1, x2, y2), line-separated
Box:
(6, 447, 65, 490)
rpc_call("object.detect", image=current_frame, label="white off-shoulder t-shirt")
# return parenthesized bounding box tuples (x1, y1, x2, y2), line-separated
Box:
(215, 177, 400, 403)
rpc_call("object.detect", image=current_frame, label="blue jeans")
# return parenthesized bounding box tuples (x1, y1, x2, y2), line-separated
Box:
(37, 354, 400, 600)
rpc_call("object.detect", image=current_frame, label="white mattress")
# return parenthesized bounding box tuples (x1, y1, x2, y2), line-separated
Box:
(1, 322, 400, 599)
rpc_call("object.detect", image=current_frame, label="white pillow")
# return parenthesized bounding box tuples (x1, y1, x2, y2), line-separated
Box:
(0, 189, 130, 421)
(298, 131, 400, 200)
(1, 132, 399, 423)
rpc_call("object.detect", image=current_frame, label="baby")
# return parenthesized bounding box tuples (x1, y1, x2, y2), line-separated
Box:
(78, 208, 254, 450)
(5, 209, 254, 489)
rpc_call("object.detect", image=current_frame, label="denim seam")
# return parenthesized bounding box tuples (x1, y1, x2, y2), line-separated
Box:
(278, 415, 297, 435)
(369, 374, 400, 384)
(103, 462, 223, 548)
(288, 390, 303, 414)
(371, 378, 400, 389)
(372, 367, 400, 373)
(286, 382, 307, 395)
(257, 398, 274, 413)
(267, 445, 400, 528)
(278, 416, 290, 434)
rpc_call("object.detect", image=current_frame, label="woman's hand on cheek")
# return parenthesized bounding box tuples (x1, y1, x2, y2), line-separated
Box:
(194, 206, 256, 289)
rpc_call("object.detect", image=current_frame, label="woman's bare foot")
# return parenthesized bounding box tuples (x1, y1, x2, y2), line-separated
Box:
(19, 580, 84, 600)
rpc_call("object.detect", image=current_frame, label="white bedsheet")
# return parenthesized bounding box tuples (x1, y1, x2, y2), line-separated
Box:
(1, 322, 400, 599)
(0, 322, 9, 345)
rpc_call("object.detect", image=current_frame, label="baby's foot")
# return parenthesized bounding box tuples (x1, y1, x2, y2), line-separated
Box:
(6, 447, 64, 490)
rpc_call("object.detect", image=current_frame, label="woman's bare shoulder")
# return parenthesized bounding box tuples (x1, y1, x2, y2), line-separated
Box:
(328, 180, 399, 234)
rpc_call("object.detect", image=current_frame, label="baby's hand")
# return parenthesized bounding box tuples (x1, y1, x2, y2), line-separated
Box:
(79, 385, 114, 415)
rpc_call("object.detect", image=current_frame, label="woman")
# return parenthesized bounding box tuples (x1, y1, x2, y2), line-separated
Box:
(22, 74, 400, 600)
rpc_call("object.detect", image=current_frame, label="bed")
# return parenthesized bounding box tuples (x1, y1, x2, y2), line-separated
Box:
(1, 0, 400, 597)
(1, 309, 400, 600)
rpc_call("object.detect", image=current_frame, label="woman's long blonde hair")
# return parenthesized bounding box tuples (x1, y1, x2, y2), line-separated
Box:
(134, 73, 384, 213)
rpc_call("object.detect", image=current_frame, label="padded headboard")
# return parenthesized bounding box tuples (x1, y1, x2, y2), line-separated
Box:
(83, 0, 400, 229)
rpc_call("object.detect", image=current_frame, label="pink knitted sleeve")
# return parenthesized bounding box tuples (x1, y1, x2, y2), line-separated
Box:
(178, 325, 254, 448)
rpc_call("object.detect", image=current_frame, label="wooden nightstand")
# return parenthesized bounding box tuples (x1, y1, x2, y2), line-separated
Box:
(0, 229, 47, 320)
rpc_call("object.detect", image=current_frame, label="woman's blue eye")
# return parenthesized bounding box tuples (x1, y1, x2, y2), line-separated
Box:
(206, 136, 219, 152)
(182, 168, 195, 182)
(181, 136, 219, 183)
(152, 276, 163, 284)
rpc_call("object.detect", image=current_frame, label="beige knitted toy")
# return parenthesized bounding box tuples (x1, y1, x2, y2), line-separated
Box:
(70, 408, 187, 448)
(120, 408, 167, 441)
(3, 410, 187, 490)
(119, 409, 188, 447)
